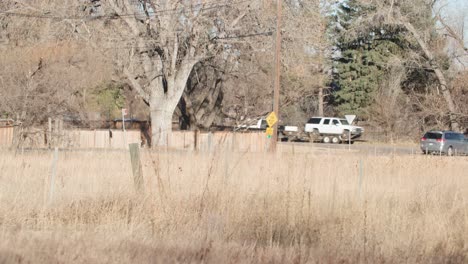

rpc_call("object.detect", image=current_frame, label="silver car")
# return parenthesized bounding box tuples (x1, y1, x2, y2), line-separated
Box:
(420, 131, 468, 156)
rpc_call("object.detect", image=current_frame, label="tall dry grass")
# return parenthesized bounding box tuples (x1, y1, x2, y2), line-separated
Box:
(0, 147, 467, 263)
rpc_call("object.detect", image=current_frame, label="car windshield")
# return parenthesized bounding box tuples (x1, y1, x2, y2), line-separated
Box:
(340, 119, 349, 125)
(424, 132, 442, 139)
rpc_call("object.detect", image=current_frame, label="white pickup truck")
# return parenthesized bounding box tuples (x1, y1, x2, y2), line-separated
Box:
(237, 118, 302, 141)
(304, 117, 364, 143)
(236, 119, 268, 130)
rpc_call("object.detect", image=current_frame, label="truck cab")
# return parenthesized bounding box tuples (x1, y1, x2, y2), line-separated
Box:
(304, 117, 364, 143)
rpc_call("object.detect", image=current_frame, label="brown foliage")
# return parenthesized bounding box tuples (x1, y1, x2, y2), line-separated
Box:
(452, 70, 468, 130)
(0, 1, 114, 127)
(0, 41, 112, 126)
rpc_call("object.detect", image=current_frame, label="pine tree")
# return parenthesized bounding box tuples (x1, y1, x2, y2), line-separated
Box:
(331, 0, 404, 116)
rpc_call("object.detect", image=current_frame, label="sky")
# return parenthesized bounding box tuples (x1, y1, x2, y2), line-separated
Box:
(444, 0, 468, 42)
(448, 0, 468, 8)
(443, 0, 468, 66)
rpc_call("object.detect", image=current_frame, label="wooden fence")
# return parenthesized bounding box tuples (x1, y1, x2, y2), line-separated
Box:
(0, 127, 141, 149)
(0, 127, 269, 152)
(62, 130, 141, 149)
(0, 126, 14, 147)
(168, 131, 268, 152)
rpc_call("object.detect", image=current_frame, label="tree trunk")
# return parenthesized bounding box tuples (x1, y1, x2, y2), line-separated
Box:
(150, 104, 174, 147)
(433, 69, 459, 131)
(176, 63, 224, 130)
(403, 22, 459, 131)
(149, 61, 196, 147)
(318, 86, 324, 116)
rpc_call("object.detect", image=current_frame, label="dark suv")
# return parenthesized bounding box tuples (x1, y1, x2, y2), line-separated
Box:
(420, 130, 468, 156)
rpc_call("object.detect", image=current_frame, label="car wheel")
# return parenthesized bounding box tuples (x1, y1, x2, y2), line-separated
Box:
(447, 146, 454, 156)
(332, 136, 340, 144)
(323, 136, 331, 144)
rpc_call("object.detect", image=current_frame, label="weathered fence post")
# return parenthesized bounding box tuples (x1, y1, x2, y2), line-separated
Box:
(129, 143, 144, 194)
(47, 147, 59, 205)
(10, 125, 18, 151)
(48, 118, 52, 148)
(54, 118, 59, 147)
(231, 132, 237, 152)
(208, 132, 213, 152)
(194, 130, 198, 151)
(58, 119, 63, 147)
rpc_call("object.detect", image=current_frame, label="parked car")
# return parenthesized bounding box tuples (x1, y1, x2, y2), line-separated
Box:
(420, 130, 468, 156)
(304, 117, 364, 143)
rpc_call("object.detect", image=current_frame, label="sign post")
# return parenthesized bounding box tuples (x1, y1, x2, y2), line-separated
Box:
(265, 112, 278, 141)
(266, 127, 274, 139)
(122, 108, 128, 131)
(266, 112, 278, 128)
(270, 0, 282, 152)
(345, 115, 356, 150)
(344, 114, 356, 125)
(122, 108, 128, 148)
(129, 143, 144, 194)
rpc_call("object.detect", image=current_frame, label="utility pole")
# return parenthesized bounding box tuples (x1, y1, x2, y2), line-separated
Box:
(318, 64, 324, 116)
(270, 0, 282, 152)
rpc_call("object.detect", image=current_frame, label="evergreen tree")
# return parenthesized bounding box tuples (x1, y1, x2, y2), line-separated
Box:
(331, 0, 405, 116)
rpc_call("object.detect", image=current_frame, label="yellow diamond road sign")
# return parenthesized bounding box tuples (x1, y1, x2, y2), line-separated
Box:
(266, 112, 278, 127)
(266, 127, 274, 138)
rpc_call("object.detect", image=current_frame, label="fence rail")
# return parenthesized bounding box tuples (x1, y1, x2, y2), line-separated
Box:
(168, 131, 268, 152)
(0, 126, 14, 147)
(0, 127, 140, 150)
(62, 130, 141, 149)
(0, 127, 269, 152)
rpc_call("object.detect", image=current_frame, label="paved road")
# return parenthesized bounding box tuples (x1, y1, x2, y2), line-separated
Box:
(279, 141, 420, 156)
(12, 141, 422, 156)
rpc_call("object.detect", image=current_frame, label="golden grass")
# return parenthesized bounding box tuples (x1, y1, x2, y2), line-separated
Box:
(0, 148, 467, 263)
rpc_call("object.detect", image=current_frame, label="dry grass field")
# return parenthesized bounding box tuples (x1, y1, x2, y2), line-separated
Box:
(0, 147, 467, 263)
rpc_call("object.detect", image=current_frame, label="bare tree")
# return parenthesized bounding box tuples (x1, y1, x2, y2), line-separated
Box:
(176, 59, 225, 130)
(437, 6, 467, 54)
(279, 0, 328, 122)
(1, 0, 327, 137)
(351, 0, 461, 130)
(401, 20, 459, 130)
(435, 5, 468, 73)
(66, 0, 270, 146)
(218, 0, 326, 126)
(0, 0, 113, 128)
(0, 44, 112, 125)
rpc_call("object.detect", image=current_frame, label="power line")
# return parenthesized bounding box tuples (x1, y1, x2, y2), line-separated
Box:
(2, 0, 238, 12)
(80, 30, 274, 45)
(0, 28, 274, 48)
(213, 31, 274, 40)
(0, 0, 253, 20)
